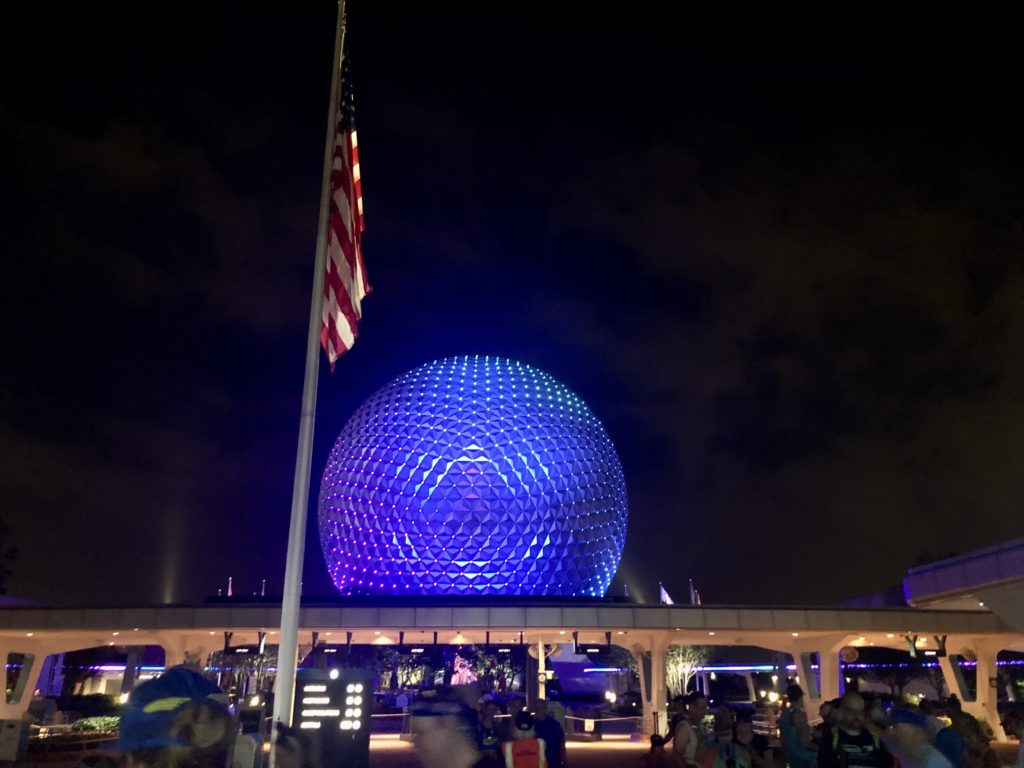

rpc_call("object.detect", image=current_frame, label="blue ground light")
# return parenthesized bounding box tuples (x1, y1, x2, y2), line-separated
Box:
(317, 356, 628, 596)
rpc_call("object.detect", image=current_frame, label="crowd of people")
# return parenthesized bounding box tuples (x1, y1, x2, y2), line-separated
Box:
(114, 664, 568, 768)
(649, 685, 1024, 768)
(410, 690, 566, 768)
(656, 691, 773, 768)
(114, 665, 1022, 768)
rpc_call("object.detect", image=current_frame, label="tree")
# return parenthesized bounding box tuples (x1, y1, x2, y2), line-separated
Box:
(666, 645, 711, 698)
(916, 660, 948, 698)
(864, 665, 913, 697)
(375, 648, 430, 690)
(605, 645, 640, 679)
(471, 647, 521, 694)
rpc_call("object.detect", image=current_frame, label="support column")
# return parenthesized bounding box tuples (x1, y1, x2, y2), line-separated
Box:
(743, 672, 757, 703)
(630, 643, 652, 735)
(536, 637, 547, 702)
(938, 654, 969, 701)
(796, 652, 819, 700)
(631, 634, 670, 736)
(158, 633, 192, 668)
(817, 649, 841, 706)
(774, 635, 850, 721)
(960, 640, 1003, 739)
(0, 643, 60, 719)
(120, 647, 140, 697)
(649, 635, 670, 736)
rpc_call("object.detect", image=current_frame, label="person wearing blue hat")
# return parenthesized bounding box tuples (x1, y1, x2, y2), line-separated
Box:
(888, 708, 952, 768)
(118, 665, 236, 768)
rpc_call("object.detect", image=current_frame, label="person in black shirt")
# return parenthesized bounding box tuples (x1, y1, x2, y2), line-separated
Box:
(735, 710, 774, 768)
(533, 699, 566, 768)
(817, 700, 841, 744)
(818, 692, 893, 768)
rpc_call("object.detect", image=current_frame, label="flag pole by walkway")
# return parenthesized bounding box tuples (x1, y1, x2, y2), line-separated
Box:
(272, 0, 347, 736)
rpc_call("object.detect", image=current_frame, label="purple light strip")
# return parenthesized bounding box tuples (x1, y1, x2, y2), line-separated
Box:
(17, 658, 1017, 675)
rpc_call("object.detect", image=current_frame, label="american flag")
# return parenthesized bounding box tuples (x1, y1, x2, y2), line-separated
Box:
(659, 583, 675, 605)
(320, 55, 370, 369)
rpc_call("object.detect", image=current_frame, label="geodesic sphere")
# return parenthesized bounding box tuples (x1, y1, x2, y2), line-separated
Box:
(317, 356, 628, 596)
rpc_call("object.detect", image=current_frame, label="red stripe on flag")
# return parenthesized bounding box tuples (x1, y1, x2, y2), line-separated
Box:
(324, 255, 361, 339)
(319, 58, 369, 370)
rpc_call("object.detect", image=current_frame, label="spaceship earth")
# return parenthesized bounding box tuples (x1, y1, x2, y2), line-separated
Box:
(317, 356, 628, 596)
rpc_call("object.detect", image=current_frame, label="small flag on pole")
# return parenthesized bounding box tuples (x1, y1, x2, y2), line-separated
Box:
(659, 583, 674, 605)
(689, 578, 700, 606)
(320, 55, 370, 369)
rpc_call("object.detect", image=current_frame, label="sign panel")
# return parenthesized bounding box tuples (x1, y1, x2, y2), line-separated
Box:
(293, 668, 372, 768)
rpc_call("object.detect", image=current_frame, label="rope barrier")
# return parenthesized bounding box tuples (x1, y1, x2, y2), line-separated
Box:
(564, 715, 642, 722)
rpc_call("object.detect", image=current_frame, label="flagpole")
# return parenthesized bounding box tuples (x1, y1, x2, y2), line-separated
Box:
(271, 0, 347, 737)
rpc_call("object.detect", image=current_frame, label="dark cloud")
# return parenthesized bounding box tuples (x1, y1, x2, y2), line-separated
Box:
(2, 2, 1022, 606)
(533, 125, 1024, 602)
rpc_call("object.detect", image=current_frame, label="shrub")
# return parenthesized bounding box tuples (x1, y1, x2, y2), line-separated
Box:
(71, 716, 120, 733)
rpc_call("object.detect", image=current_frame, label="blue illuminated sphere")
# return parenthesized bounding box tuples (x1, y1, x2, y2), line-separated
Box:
(317, 356, 628, 596)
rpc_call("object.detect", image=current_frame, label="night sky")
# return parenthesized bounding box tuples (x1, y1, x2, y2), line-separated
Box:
(3, 3, 1023, 608)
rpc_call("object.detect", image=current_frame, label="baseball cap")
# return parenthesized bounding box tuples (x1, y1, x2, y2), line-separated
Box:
(118, 666, 231, 752)
(514, 711, 535, 731)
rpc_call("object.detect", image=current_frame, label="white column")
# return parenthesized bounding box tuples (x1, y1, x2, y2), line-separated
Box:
(649, 635, 670, 735)
(120, 648, 140, 695)
(537, 637, 547, 701)
(938, 654, 969, 700)
(796, 652, 819, 700)
(961, 640, 1003, 739)
(774, 635, 850, 721)
(158, 633, 192, 669)
(817, 649, 841, 706)
(631, 635, 670, 735)
(631, 642, 653, 735)
(0, 642, 59, 719)
(743, 672, 757, 702)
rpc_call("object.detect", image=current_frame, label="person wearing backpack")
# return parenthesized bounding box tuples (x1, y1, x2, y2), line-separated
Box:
(672, 692, 711, 768)
(779, 685, 818, 768)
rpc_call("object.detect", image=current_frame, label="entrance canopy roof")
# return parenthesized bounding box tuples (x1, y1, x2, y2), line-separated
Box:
(2, 600, 1020, 655)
